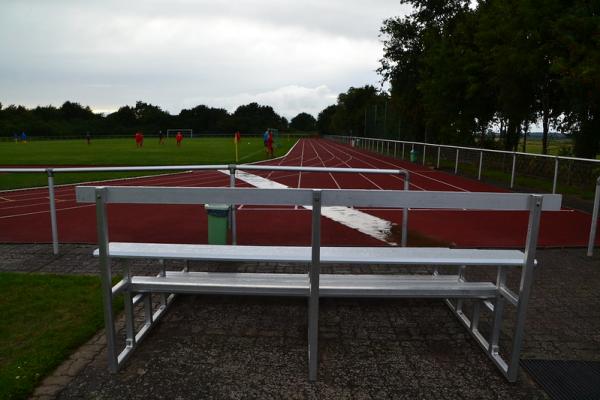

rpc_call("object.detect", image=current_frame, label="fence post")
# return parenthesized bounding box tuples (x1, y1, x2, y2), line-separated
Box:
(437, 146, 441, 169)
(478, 151, 483, 181)
(394, 142, 397, 158)
(46, 169, 59, 255)
(552, 157, 559, 194)
(587, 177, 600, 257)
(229, 165, 237, 245)
(402, 143, 405, 160)
(454, 149, 459, 174)
(510, 153, 517, 189)
(422, 145, 427, 165)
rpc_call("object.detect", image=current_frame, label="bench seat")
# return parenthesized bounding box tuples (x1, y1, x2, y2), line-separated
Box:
(96, 242, 526, 267)
(129, 271, 497, 299)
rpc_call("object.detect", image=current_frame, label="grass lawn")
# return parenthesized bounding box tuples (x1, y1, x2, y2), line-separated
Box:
(518, 138, 571, 155)
(0, 272, 117, 400)
(0, 136, 298, 190)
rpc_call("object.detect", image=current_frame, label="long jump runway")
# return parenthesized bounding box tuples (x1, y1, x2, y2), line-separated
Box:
(0, 138, 597, 248)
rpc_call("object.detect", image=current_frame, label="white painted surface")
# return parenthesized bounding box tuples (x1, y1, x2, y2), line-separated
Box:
(226, 170, 396, 244)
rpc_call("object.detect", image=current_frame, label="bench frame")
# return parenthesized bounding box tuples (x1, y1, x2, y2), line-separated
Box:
(77, 185, 561, 382)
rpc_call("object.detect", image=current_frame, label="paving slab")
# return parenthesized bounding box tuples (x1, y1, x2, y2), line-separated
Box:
(0, 244, 598, 399)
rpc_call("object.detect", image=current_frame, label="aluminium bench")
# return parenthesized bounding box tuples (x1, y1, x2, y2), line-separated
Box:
(76, 184, 562, 382)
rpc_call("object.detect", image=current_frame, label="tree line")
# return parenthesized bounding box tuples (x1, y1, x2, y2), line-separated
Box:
(0, 101, 317, 138)
(318, 0, 600, 158)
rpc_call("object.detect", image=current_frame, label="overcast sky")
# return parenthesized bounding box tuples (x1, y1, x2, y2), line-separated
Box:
(0, 1, 411, 119)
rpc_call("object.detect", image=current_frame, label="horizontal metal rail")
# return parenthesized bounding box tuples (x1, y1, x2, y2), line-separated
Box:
(1, 164, 410, 253)
(76, 186, 562, 211)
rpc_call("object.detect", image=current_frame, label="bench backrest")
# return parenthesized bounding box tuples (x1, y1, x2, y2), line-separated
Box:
(76, 186, 561, 211)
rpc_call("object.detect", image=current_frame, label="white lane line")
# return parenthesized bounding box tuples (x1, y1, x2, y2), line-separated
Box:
(317, 139, 425, 191)
(313, 139, 387, 190)
(223, 169, 396, 245)
(0, 204, 95, 219)
(318, 140, 448, 191)
(308, 139, 341, 189)
(0, 201, 54, 210)
(0, 196, 13, 202)
(0, 170, 196, 194)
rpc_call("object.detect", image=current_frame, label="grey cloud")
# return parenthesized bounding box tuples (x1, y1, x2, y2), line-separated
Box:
(0, 1, 409, 115)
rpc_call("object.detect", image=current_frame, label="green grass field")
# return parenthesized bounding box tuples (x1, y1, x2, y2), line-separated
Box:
(0, 273, 121, 400)
(518, 137, 572, 155)
(0, 136, 298, 190)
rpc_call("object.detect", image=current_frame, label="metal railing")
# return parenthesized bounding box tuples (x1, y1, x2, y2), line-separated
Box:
(326, 135, 600, 256)
(0, 165, 410, 254)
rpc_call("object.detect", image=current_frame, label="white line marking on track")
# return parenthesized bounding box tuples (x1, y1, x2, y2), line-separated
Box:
(319, 140, 462, 191)
(222, 169, 397, 245)
(0, 204, 95, 219)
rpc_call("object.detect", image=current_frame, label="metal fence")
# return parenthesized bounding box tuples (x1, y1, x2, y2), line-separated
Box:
(0, 165, 410, 254)
(325, 135, 600, 256)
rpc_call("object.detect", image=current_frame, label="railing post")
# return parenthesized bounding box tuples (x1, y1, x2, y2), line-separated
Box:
(478, 151, 483, 181)
(510, 153, 517, 189)
(436, 146, 441, 169)
(402, 143, 405, 160)
(454, 149, 459, 174)
(422, 145, 427, 165)
(552, 157, 559, 194)
(229, 165, 237, 245)
(587, 177, 600, 256)
(394, 142, 397, 158)
(46, 168, 59, 255)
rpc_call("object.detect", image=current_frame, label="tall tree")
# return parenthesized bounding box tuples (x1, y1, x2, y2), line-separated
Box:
(290, 112, 317, 131)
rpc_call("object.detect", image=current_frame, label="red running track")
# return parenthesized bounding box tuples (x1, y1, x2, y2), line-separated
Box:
(0, 138, 597, 248)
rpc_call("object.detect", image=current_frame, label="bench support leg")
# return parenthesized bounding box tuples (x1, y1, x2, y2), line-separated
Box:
(445, 195, 543, 382)
(95, 188, 119, 372)
(489, 267, 507, 356)
(308, 190, 322, 382)
(507, 195, 543, 381)
(96, 185, 177, 372)
(308, 296, 319, 381)
(123, 264, 136, 349)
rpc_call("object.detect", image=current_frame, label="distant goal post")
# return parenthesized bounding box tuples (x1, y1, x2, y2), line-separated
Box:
(166, 129, 193, 139)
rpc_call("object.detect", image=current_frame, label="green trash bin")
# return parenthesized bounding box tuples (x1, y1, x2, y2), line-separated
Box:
(410, 149, 418, 162)
(205, 204, 230, 245)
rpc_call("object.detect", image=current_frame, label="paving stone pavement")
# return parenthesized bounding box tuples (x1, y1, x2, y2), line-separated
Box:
(1, 244, 599, 399)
